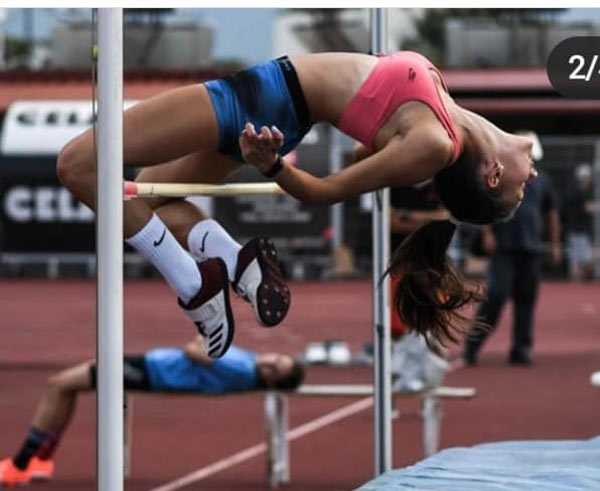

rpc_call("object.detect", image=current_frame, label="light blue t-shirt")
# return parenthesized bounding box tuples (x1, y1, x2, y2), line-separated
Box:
(144, 345, 258, 393)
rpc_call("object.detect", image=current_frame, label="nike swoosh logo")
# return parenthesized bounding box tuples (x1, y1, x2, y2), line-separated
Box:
(199, 231, 209, 253)
(153, 228, 166, 247)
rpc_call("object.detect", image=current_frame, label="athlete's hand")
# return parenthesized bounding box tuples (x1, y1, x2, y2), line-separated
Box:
(239, 123, 284, 173)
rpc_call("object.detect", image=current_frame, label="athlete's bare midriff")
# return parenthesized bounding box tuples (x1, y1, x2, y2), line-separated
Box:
(289, 52, 459, 152)
(288, 52, 377, 124)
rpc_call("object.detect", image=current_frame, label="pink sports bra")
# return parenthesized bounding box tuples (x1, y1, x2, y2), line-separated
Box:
(338, 51, 462, 164)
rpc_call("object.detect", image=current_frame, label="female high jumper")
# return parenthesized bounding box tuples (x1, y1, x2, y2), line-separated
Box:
(57, 51, 538, 357)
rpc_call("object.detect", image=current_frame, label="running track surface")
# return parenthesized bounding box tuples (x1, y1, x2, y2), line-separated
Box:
(1, 279, 598, 490)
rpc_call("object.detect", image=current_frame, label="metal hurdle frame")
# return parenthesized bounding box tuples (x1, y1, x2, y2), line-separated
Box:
(96, 8, 124, 491)
(122, 385, 476, 488)
(265, 385, 476, 488)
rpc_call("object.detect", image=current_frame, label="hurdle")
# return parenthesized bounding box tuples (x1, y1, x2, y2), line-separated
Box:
(123, 384, 476, 489)
(264, 385, 476, 488)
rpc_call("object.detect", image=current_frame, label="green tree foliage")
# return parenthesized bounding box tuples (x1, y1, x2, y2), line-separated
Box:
(4, 37, 31, 67)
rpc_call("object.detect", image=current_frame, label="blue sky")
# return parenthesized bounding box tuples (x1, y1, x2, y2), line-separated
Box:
(1, 8, 281, 64)
(182, 8, 281, 63)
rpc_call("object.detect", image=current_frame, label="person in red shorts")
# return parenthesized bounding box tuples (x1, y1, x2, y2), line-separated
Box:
(362, 181, 449, 359)
(388, 182, 450, 337)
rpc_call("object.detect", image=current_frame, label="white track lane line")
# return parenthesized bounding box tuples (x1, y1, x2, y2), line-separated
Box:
(150, 396, 373, 491)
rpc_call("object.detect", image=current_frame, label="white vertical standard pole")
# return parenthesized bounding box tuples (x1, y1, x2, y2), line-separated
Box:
(96, 8, 124, 491)
(370, 7, 392, 476)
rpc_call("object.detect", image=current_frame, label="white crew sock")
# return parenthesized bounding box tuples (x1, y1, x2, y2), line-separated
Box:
(126, 214, 202, 304)
(187, 219, 241, 282)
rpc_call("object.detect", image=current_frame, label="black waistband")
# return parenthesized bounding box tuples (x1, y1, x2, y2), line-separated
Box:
(275, 55, 311, 129)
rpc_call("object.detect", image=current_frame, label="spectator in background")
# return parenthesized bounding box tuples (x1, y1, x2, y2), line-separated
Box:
(359, 182, 450, 388)
(462, 131, 561, 366)
(563, 163, 599, 281)
(389, 181, 449, 338)
(361, 181, 449, 364)
(0, 339, 304, 486)
(388, 182, 451, 390)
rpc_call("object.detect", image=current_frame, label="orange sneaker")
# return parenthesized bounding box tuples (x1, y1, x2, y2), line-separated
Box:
(0, 458, 31, 486)
(28, 457, 54, 481)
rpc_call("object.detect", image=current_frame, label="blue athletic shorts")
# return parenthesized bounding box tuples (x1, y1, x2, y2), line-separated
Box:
(205, 56, 313, 162)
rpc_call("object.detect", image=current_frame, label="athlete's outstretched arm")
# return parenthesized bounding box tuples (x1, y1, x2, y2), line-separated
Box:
(240, 123, 453, 205)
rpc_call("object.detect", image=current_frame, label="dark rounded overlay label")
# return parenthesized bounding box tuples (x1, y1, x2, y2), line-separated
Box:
(547, 36, 600, 99)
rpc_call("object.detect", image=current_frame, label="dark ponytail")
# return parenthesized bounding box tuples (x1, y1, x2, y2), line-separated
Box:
(386, 220, 484, 346)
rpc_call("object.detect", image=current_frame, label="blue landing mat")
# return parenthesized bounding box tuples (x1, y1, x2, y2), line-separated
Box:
(359, 436, 600, 490)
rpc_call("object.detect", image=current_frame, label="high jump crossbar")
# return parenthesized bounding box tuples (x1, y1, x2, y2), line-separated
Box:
(124, 181, 284, 198)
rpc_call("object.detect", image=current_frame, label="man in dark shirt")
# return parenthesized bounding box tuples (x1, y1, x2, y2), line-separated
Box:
(361, 181, 449, 362)
(389, 181, 449, 338)
(390, 181, 449, 252)
(562, 164, 599, 280)
(462, 133, 561, 366)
